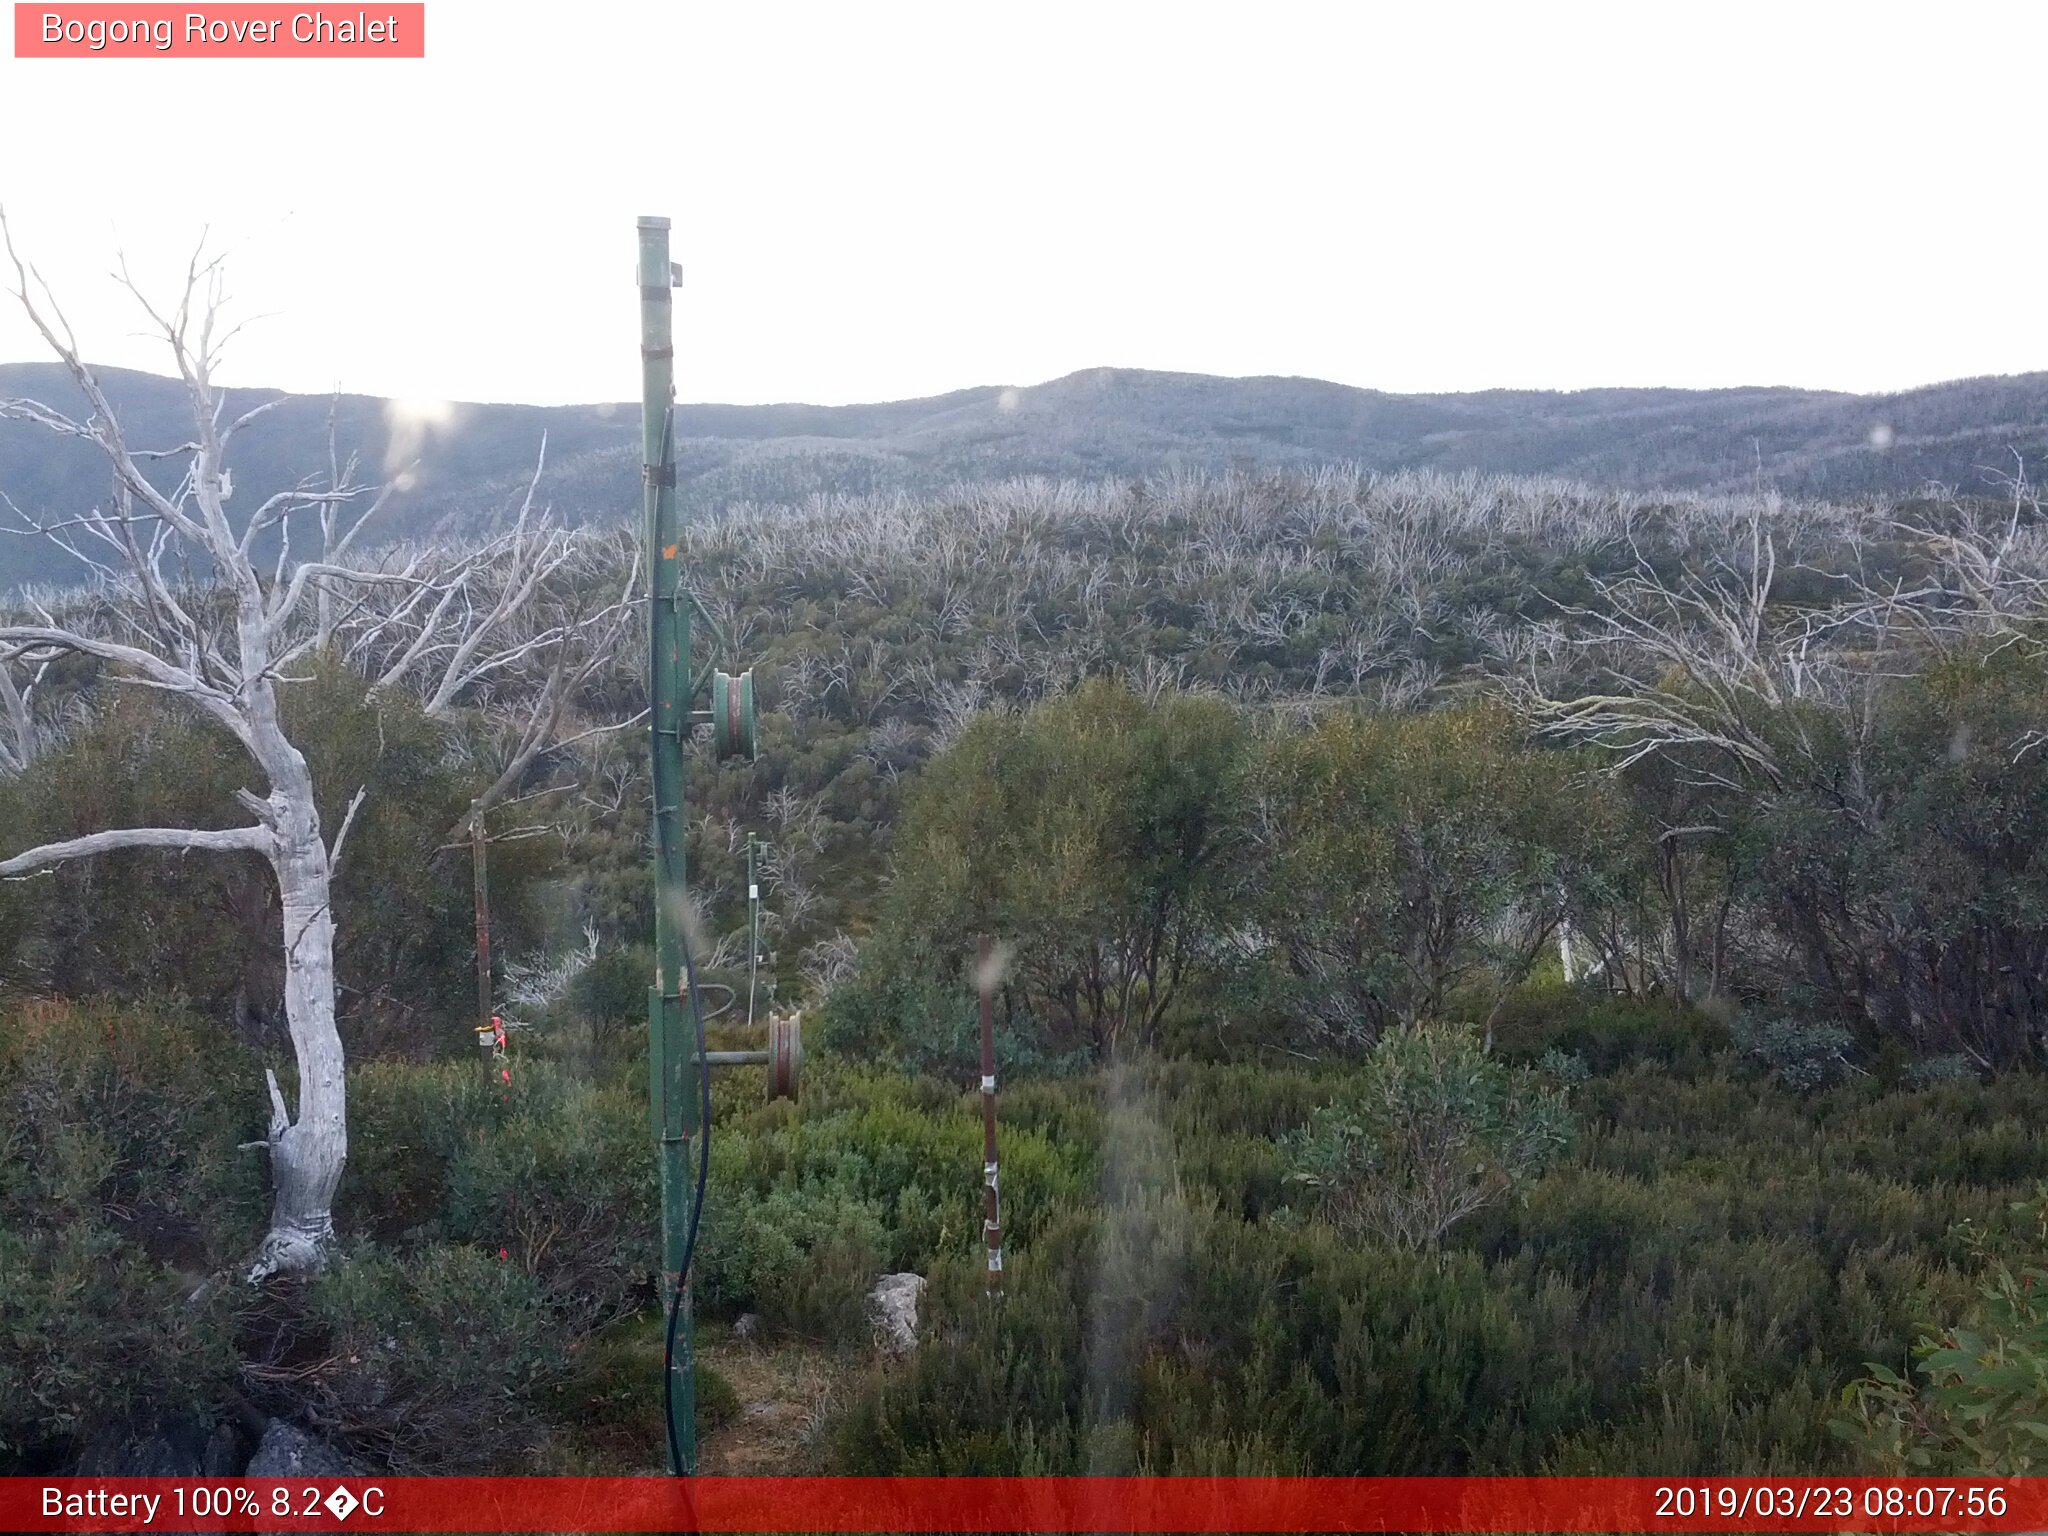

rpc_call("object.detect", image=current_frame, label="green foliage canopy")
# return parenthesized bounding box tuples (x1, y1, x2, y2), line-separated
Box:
(877, 679, 1250, 1059)
(1285, 1023, 1574, 1249)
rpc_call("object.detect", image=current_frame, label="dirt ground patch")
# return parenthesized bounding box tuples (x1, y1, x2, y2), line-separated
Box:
(697, 1333, 855, 1475)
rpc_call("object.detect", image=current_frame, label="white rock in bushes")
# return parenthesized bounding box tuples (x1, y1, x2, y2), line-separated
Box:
(868, 1272, 925, 1354)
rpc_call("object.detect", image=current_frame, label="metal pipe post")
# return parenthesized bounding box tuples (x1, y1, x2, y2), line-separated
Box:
(979, 935, 1003, 1294)
(639, 214, 697, 1473)
(747, 834, 760, 1028)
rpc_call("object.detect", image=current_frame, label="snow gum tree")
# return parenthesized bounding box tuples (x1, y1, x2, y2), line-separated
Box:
(0, 214, 634, 1277)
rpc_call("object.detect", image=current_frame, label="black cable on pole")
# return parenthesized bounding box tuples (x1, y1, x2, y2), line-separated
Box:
(662, 926, 713, 1476)
(648, 396, 713, 1477)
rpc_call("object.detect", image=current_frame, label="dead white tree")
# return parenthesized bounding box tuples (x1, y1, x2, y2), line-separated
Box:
(0, 648, 52, 772)
(1516, 509, 1826, 793)
(348, 489, 644, 840)
(1880, 460, 2048, 645)
(0, 216, 631, 1278)
(1506, 498, 2014, 1003)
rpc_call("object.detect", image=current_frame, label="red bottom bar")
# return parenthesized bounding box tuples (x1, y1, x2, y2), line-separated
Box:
(6, 1476, 2038, 1533)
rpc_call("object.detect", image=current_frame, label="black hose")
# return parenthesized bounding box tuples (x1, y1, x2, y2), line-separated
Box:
(661, 927, 713, 1476)
(653, 403, 715, 1477)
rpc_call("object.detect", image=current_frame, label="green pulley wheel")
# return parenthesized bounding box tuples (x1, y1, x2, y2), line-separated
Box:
(710, 669, 757, 761)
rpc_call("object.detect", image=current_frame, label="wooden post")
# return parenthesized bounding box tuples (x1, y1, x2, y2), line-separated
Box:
(978, 935, 1003, 1295)
(470, 808, 491, 1044)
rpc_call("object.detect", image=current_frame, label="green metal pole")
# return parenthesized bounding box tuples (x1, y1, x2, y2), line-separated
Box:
(639, 214, 697, 1473)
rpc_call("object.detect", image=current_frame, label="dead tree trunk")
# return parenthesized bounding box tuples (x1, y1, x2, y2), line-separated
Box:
(248, 787, 349, 1278)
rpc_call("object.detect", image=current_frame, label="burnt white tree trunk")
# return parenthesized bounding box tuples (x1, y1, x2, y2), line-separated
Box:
(248, 752, 349, 1278)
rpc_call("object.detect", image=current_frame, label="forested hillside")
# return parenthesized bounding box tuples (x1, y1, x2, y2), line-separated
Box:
(5, 360, 2047, 589)
(10, 462, 2048, 1477)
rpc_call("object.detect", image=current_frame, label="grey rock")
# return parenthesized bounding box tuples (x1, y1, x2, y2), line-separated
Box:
(868, 1271, 926, 1354)
(245, 1418, 352, 1478)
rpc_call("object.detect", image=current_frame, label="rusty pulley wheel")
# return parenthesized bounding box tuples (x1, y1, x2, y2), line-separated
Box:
(766, 1011, 802, 1102)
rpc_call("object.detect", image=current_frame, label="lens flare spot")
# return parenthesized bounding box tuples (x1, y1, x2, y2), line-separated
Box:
(383, 397, 462, 475)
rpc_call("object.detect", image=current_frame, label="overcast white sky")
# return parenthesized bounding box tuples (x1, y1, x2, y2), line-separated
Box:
(0, 1, 2041, 407)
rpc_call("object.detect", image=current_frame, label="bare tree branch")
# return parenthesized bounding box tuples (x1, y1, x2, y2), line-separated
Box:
(0, 822, 271, 878)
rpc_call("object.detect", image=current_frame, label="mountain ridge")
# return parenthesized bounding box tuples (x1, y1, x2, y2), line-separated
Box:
(3, 361, 2043, 588)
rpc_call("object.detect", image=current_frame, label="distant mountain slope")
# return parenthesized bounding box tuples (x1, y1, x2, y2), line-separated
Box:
(2, 361, 2043, 587)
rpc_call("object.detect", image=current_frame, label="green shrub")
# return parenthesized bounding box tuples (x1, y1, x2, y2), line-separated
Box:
(1836, 1193, 2048, 1473)
(561, 943, 657, 1072)
(443, 1075, 654, 1330)
(1285, 1023, 1573, 1249)
(1736, 1015, 1859, 1093)
(834, 1213, 1095, 1473)
(248, 1243, 568, 1473)
(831, 1045, 2042, 1476)
(573, 943, 653, 1028)
(819, 958, 1089, 1081)
(540, 1314, 739, 1471)
(694, 1360, 741, 1435)
(1488, 986, 1729, 1076)
(1245, 706, 1630, 1044)
(1536, 1048, 1593, 1085)
(864, 681, 1251, 1061)
(679, 1063, 1096, 1342)
(342, 1060, 656, 1330)
(712, 1066, 1089, 1274)
(694, 1169, 888, 1343)
(0, 997, 265, 1249)
(0, 673, 556, 1049)
(336, 1060, 501, 1242)
(0, 1223, 239, 1465)
(1905, 1054, 1981, 1089)
(0, 999, 260, 1466)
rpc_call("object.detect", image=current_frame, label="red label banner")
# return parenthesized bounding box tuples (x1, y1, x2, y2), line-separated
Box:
(2, 1476, 2043, 1533)
(13, 4, 425, 57)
